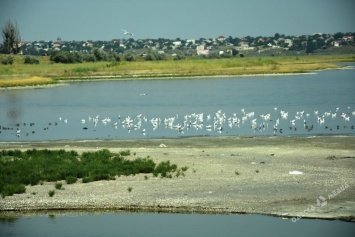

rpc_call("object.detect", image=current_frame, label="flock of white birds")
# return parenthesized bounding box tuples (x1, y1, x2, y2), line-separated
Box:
(2, 107, 354, 139)
(73, 107, 355, 137)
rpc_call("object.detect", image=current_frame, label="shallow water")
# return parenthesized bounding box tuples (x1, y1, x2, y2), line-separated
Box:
(0, 68, 355, 141)
(1, 212, 354, 237)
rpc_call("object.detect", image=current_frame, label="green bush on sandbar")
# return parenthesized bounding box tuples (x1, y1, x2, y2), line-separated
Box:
(0, 148, 183, 197)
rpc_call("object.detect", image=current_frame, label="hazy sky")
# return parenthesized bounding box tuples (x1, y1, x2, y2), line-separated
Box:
(1, 0, 354, 41)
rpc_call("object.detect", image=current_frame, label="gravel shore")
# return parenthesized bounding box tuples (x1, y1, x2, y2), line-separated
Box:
(1, 136, 354, 221)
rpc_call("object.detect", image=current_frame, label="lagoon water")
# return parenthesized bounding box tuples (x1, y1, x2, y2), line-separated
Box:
(1, 212, 354, 237)
(1, 67, 355, 235)
(1, 67, 355, 141)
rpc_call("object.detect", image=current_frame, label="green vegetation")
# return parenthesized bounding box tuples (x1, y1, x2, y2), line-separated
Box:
(24, 56, 39, 64)
(0, 54, 354, 88)
(1, 56, 14, 65)
(65, 176, 77, 184)
(49, 49, 121, 64)
(127, 187, 132, 192)
(0, 149, 185, 197)
(1, 20, 21, 54)
(55, 182, 63, 190)
(48, 190, 55, 197)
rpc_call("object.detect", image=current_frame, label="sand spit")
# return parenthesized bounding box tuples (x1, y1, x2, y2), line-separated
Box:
(1, 136, 354, 221)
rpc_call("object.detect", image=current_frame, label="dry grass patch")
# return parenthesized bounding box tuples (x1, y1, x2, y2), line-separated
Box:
(0, 76, 55, 88)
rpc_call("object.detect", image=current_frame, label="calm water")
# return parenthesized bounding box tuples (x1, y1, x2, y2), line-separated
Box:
(1, 67, 355, 141)
(1, 212, 354, 237)
(1, 68, 355, 236)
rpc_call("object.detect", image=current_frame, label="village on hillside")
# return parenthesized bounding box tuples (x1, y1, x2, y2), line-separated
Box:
(2, 32, 355, 59)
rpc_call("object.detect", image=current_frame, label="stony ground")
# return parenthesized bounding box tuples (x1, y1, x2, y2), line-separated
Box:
(1, 136, 354, 221)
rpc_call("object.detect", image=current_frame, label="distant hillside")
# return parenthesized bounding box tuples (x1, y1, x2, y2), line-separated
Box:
(1, 32, 354, 57)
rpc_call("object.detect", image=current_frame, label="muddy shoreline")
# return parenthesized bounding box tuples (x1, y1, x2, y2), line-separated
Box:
(1, 136, 355, 222)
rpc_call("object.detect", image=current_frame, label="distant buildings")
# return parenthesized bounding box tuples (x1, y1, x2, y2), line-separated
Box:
(7, 32, 354, 56)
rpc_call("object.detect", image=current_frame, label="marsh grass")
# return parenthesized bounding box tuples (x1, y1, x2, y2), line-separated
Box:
(0, 76, 55, 87)
(0, 54, 354, 87)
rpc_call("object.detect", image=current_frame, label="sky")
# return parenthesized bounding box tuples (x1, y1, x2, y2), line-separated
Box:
(1, 0, 355, 41)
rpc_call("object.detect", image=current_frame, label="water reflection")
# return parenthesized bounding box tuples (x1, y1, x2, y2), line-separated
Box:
(5, 92, 24, 125)
(0, 216, 18, 227)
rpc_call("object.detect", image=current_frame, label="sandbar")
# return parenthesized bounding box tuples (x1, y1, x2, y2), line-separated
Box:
(1, 136, 354, 221)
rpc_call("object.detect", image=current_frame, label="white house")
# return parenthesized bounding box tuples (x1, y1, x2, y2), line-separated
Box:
(236, 41, 255, 50)
(196, 45, 205, 50)
(284, 39, 293, 47)
(197, 50, 209, 55)
(186, 39, 196, 45)
(172, 41, 181, 46)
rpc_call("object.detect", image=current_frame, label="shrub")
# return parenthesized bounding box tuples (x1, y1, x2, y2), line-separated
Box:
(144, 53, 155, 61)
(173, 54, 185, 60)
(119, 149, 131, 156)
(25, 174, 41, 186)
(1, 184, 26, 197)
(108, 51, 120, 62)
(131, 158, 155, 174)
(24, 56, 39, 64)
(124, 53, 135, 61)
(82, 177, 92, 183)
(48, 190, 55, 197)
(153, 161, 177, 178)
(92, 48, 109, 61)
(82, 53, 96, 62)
(55, 182, 63, 190)
(49, 51, 83, 63)
(66, 176, 77, 184)
(144, 52, 166, 61)
(1, 56, 14, 65)
(127, 187, 132, 192)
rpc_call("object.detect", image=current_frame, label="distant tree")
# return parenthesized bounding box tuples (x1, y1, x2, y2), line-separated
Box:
(124, 53, 135, 61)
(305, 39, 317, 54)
(144, 51, 166, 61)
(92, 48, 108, 61)
(1, 20, 22, 54)
(231, 48, 239, 56)
(173, 53, 185, 60)
(333, 32, 344, 40)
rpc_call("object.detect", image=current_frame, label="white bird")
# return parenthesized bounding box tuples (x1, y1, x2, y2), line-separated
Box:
(121, 29, 134, 36)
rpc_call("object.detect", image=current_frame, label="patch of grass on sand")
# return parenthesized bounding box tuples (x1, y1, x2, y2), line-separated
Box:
(0, 76, 55, 88)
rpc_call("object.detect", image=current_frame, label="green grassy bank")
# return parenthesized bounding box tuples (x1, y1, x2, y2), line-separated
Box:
(1, 54, 354, 87)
